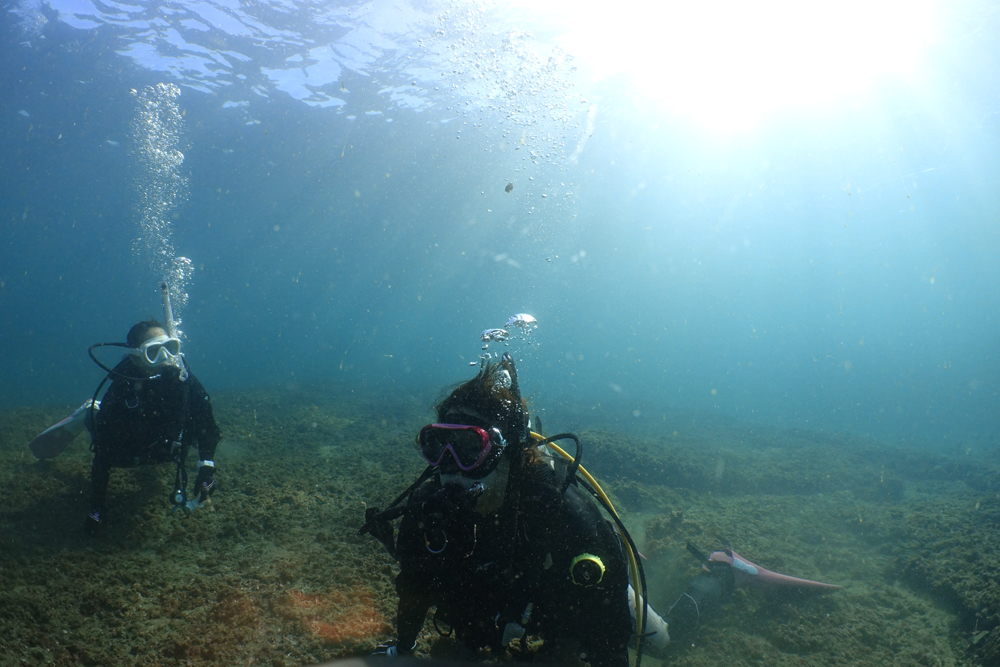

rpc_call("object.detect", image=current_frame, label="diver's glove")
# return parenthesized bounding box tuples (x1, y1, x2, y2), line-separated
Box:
(500, 602, 534, 647)
(194, 461, 216, 503)
(371, 642, 413, 657)
(181, 463, 216, 513)
(501, 622, 526, 647)
(184, 497, 205, 512)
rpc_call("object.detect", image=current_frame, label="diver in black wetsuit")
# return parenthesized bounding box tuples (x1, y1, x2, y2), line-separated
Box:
(85, 318, 221, 534)
(362, 355, 634, 667)
(359, 353, 843, 664)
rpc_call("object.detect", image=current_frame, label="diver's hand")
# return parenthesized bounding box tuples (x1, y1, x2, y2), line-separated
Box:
(184, 496, 207, 512)
(371, 642, 412, 657)
(194, 463, 216, 502)
(501, 622, 526, 647)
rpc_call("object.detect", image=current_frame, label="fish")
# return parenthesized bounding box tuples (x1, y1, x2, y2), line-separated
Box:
(505, 182, 513, 193)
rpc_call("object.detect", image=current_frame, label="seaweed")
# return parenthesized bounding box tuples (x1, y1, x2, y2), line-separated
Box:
(0, 386, 996, 666)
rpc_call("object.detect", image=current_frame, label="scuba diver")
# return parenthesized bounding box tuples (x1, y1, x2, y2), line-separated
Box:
(361, 353, 654, 667)
(360, 352, 841, 665)
(29, 284, 221, 534)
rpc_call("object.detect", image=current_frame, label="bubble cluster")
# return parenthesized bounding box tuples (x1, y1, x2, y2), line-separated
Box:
(130, 83, 193, 325)
(414, 3, 589, 165)
(165, 256, 194, 334)
(474, 313, 539, 368)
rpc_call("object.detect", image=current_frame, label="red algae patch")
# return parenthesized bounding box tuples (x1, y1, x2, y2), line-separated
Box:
(281, 586, 387, 646)
(287, 590, 327, 611)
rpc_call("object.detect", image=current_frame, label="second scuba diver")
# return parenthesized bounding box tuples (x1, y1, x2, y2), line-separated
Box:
(29, 284, 221, 534)
(85, 318, 221, 533)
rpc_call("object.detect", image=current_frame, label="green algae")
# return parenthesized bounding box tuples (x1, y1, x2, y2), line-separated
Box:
(0, 387, 998, 666)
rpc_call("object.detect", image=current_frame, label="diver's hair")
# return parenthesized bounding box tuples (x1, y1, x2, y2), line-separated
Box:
(127, 319, 166, 349)
(435, 361, 529, 447)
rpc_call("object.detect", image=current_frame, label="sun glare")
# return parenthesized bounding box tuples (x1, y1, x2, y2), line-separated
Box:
(529, 0, 938, 132)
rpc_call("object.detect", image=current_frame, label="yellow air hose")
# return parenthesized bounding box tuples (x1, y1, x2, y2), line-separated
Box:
(529, 432, 645, 654)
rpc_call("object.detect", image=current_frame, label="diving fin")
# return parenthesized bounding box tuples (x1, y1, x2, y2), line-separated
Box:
(667, 546, 840, 646)
(708, 550, 841, 592)
(29, 400, 99, 459)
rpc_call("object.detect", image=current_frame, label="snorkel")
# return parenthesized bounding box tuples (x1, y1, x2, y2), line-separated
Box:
(156, 282, 188, 381)
(499, 352, 528, 441)
(161, 281, 178, 338)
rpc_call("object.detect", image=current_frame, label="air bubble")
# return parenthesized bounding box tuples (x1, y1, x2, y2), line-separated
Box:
(131, 83, 193, 329)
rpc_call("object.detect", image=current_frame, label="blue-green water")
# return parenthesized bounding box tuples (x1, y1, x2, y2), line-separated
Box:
(3, 5, 1000, 664)
(2, 0, 999, 446)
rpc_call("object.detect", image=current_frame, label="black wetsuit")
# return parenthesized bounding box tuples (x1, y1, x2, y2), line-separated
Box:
(394, 460, 632, 667)
(89, 358, 221, 514)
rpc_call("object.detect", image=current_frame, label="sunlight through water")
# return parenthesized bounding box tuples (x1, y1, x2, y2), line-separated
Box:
(528, 0, 939, 131)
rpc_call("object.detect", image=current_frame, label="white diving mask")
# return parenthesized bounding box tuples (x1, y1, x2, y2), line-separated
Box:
(129, 334, 182, 369)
